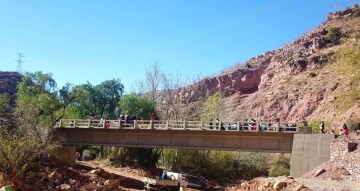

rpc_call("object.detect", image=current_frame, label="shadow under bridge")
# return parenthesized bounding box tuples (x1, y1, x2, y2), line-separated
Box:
(57, 127, 294, 153)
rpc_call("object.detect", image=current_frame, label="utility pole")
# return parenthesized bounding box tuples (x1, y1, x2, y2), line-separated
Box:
(15, 52, 25, 73)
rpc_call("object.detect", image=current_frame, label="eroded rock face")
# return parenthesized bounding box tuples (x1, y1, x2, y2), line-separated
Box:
(175, 7, 360, 125)
(179, 67, 266, 103)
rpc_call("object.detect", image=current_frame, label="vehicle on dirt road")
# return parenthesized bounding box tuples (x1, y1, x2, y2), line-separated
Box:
(185, 175, 209, 190)
(142, 170, 188, 191)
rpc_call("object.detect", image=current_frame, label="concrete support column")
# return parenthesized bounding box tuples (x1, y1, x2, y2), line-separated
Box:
(55, 145, 76, 166)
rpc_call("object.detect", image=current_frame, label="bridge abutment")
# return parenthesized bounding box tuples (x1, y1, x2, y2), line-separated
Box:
(290, 134, 335, 177)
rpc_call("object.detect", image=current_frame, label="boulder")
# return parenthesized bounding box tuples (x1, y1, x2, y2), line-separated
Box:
(295, 184, 305, 191)
(59, 184, 70, 191)
(273, 181, 287, 191)
(100, 171, 110, 178)
(48, 171, 63, 181)
(89, 170, 97, 174)
(314, 168, 326, 177)
(104, 179, 120, 189)
(79, 184, 98, 191)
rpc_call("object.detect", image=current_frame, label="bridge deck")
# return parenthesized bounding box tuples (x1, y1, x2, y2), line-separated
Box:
(57, 120, 296, 153)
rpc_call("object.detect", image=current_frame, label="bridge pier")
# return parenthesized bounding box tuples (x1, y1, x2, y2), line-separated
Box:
(290, 134, 335, 177)
(54, 145, 76, 166)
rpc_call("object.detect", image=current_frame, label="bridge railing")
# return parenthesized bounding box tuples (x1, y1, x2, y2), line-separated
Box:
(238, 122, 257, 132)
(279, 122, 299, 133)
(202, 121, 219, 131)
(185, 121, 202, 130)
(135, 120, 151, 129)
(55, 119, 299, 133)
(168, 120, 185, 130)
(152, 120, 168, 130)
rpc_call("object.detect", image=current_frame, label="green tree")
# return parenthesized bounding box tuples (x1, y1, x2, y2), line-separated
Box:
(0, 72, 65, 190)
(72, 79, 124, 119)
(200, 92, 224, 121)
(15, 72, 75, 128)
(108, 94, 159, 167)
(118, 94, 156, 118)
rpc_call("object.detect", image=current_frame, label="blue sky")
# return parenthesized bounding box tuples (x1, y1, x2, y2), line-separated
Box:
(0, 0, 356, 92)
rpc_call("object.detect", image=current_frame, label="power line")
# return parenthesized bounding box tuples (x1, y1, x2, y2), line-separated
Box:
(15, 52, 25, 73)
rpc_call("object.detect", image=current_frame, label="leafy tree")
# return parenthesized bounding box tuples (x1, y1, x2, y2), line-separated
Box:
(15, 72, 76, 128)
(114, 94, 160, 167)
(72, 79, 124, 119)
(118, 94, 156, 119)
(0, 72, 65, 190)
(200, 92, 225, 121)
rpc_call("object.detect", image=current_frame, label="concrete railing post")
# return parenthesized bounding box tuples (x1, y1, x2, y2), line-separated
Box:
(73, 119, 77, 128)
(183, 120, 186, 129)
(200, 121, 203, 130)
(150, 120, 153, 129)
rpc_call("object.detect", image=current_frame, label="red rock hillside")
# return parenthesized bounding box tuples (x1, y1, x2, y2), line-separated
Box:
(174, 7, 360, 131)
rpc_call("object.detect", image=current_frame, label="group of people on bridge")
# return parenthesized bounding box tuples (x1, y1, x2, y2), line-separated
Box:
(208, 117, 297, 131)
(318, 121, 360, 135)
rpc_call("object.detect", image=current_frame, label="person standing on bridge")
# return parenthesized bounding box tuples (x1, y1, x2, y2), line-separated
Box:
(319, 121, 325, 134)
(150, 113, 155, 121)
(341, 124, 349, 135)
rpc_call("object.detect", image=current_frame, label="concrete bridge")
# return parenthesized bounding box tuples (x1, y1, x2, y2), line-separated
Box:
(55, 119, 335, 177)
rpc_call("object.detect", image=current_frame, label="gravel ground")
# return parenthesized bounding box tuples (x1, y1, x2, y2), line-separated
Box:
(296, 178, 360, 191)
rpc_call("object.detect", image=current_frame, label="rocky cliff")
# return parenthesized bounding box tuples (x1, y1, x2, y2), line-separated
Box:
(177, 7, 360, 130)
(0, 71, 22, 106)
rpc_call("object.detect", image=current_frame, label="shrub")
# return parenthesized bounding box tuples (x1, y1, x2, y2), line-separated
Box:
(308, 120, 330, 133)
(269, 166, 290, 177)
(309, 72, 317, 78)
(324, 28, 341, 45)
(268, 154, 290, 177)
(0, 125, 59, 190)
(159, 150, 270, 180)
